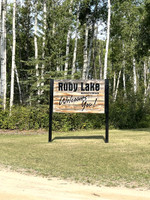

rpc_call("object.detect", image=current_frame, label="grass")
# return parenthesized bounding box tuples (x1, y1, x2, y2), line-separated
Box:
(0, 129, 150, 189)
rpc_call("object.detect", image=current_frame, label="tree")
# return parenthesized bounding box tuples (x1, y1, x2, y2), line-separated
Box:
(1, 0, 7, 110)
(34, 1, 40, 97)
(71, 2, 80, 79)
(10, 0, 16, 114)
(82, 14, 89, 79)
(104, 0, 111, 80)
(41, 0, 47, 95)
(64, 0, 73, 77)
(0, 0, 2, 96)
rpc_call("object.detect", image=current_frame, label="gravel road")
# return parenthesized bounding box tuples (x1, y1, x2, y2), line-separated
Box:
(0, 168, 150, 200)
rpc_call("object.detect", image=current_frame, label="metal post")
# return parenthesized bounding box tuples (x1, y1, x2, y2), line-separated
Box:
(105, 79, 109, 143)
(49, 79, 54, 142)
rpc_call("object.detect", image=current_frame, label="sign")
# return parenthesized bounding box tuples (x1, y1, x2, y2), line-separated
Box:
(53, 80, 105, 113)
(49, 79, 109, 143)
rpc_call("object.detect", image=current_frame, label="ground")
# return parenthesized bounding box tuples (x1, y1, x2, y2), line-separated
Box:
(0, 167, 150, 200)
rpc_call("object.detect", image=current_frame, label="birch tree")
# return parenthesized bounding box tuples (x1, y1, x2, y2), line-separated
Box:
(86, 23, 95, 79)
(144, 60, 147, 97)
(41, 0, 47, 95)
(82, 14, 89, 80)
(133, 57, 137, 94)
(99, 54, 103, 79)
(15, 65, 22, 104)
(10, 0, 16, 114)
(0, 0, 2, 95)
(122, 43, 127, 98)
(71, 3, 80, 79)
(104, 0, 111, 80)
(113, 70, 121, 102)
(64, 0, 73, 77)
(123, 66, 127, 98)
(34, 2, 40, 96)
(1, 0, 7, 110)
(113, 71, 116, 98)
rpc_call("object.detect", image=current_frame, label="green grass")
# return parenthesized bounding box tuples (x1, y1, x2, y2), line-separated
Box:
(0, 129, 150, 189)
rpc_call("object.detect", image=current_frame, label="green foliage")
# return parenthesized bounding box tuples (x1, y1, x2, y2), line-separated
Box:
(0, 106, 49, 130)
(1, 96, 150, 131)
(0, 106, 106, 131)
(110, 94, 150, 129)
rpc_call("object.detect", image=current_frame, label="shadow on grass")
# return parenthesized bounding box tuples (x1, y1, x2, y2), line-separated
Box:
(53, 135, 105, 142)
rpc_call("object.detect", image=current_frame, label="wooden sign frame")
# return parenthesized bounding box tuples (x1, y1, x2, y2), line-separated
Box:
(49, 79, 109, 143)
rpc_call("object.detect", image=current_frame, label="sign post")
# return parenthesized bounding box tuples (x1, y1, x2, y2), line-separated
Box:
(49, 79, 109, 143)
(105, 79, 109, 143)
(49, 79, 54, 142)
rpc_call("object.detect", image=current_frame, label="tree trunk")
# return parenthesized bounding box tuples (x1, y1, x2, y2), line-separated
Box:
(41, 0, 47, 95)
(133, 57, 137, 94)
(146, 58, 150, 96)
(123, 62, 127, 98)
(1, 0, 7, 110)
(82, 15, 89, 80)
(15, 65, 22, 104)
(114, 70, 121, 102)
(86, 22, 95, 79)
(99, 54, 103, 79)
(104, 0, 111, 80)
(64, 0, 73, 77)
(122, 43, 127, 98)
(144, 60, 147, 97)
(0, 0, 2, 95)
(93, 25, 98, 79)
(10, 0, 16, 114)
(71, 3, 80, 79)
(34, 2, 40, 96)
(113, 71, 116, 98)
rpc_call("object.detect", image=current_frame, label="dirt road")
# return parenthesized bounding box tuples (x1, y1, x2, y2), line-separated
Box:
(0, 168, 150, 200)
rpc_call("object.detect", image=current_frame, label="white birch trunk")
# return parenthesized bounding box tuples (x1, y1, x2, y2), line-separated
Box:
(56, 59, 60, 71)
(104, 0, 111, 80)
(0, 0, 2, 95)
(99, 54, 103, 79)
(82, 16, 89, 80)
(144, 61, 147, 97)
(64, 0, 73, 77)
(0, 0, 1, 37)
(71, 4, 80, 79)
(146, 58, 150, 95)
(1, 0, 7, 110)
(52, 22, 55, 36)
(133, 57, 137, 94)
(86, 23, 95, 79)
(93, 25, 98, 79)
(122, 43, 127, 98)
(15, 65, 22, 104)
(34, 2, 40, 96)
(10, 0, 16, 114)
(114, 70, 121, 102)
(113, 71, 116, 98)
(41, 0, 47, 95)
(123, 62, 127, 98)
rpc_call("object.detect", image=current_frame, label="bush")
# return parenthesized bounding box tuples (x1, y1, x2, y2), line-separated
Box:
(0, 106, 105, 131)
(110, 94, 150, 129)
(1, 93, 150, 131)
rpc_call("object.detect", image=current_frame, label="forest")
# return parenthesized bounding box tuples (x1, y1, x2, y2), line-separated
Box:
(0, 0, 150, 130)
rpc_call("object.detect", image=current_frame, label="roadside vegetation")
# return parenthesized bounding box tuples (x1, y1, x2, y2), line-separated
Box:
(0, 129, 150, 189)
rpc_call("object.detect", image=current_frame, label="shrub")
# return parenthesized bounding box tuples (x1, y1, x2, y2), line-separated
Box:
(0, 106, 106, 131)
